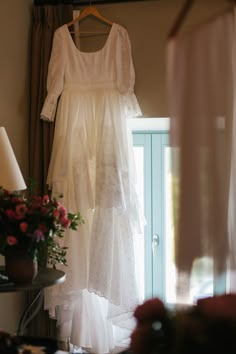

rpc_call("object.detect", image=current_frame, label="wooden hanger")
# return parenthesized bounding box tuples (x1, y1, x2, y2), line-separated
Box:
(67, 5, 113, 29)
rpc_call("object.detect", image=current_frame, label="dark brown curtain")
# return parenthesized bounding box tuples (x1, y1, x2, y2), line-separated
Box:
(28, 3, 73, 339)
(29, 3, 73, 195)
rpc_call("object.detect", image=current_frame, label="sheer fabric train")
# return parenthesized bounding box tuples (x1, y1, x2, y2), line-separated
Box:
(41, 23, 143, 353)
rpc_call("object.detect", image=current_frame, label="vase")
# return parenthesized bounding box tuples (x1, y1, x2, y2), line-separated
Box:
(5, 248, 38, 283)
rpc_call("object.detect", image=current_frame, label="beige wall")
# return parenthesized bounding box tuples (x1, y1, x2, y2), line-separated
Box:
(0, 0, 32, 333)
(0, 0, 32, 177)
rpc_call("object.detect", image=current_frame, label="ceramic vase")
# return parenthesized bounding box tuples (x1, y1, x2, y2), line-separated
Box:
(5, 247, 38, 283)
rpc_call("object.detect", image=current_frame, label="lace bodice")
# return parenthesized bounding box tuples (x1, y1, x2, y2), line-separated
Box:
(41, 23, 137, 122)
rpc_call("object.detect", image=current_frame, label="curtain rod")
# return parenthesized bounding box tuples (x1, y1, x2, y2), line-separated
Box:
(34, 0, 157, 5)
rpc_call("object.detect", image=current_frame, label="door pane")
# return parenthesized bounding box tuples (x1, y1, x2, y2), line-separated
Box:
(133, 145, 145, 301)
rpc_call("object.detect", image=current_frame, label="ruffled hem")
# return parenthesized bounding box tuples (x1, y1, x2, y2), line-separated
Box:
(44, 288, 136, 354)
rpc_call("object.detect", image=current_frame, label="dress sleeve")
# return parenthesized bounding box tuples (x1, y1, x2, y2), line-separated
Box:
(116, 26, 135, 94)
(116, 26, 142, 118)
(40, 28, 65, 122)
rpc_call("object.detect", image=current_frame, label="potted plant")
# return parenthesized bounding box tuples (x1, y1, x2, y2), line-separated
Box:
(0, 186, 84, 283)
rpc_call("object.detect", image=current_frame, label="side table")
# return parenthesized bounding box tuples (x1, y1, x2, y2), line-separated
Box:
(0, 266, 66, 335)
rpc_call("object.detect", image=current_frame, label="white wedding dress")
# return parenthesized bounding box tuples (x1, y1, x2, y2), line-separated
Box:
(41, 23, 143, 353)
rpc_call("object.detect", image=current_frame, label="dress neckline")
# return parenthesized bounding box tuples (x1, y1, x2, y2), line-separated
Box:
(64, 23, 116, 55)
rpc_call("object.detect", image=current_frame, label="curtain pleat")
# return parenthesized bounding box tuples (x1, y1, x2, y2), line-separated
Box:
(28, 4, 73, 339)
(29, 4, 73, 195)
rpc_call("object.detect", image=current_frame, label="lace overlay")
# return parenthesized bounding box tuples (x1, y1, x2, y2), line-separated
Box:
(41, 23, 143, 353)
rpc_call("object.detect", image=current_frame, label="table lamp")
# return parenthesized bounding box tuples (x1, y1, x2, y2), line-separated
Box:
(0, 127, 26, 191)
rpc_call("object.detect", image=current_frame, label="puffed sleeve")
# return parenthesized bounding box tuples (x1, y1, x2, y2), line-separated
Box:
(40, 28, 65, 122)
(116, 26, 142, 118)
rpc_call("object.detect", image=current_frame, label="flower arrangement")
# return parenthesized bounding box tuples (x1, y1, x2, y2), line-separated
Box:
(130, 294, 236, 354)
(0, 186, 84, 268)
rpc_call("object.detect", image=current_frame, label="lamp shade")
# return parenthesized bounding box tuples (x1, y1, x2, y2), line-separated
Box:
(0, 127, 26, 191)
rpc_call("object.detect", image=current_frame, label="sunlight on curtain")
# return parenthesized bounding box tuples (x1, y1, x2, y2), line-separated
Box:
(164, 147, 214, 304)
(167, 8, 234, 303)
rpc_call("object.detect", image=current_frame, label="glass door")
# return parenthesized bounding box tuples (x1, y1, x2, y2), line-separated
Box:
(133, 132, 168, 300)
(133, 131, 225, 305)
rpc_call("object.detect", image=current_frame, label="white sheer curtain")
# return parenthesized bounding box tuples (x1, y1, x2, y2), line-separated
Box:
(167, 6, 235, 301)
(228, 7, 236, 292)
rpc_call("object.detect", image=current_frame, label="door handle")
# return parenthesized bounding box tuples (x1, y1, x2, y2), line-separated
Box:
(152, 234, 159, 256)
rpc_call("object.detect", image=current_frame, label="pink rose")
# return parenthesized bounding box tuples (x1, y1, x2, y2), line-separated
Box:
(6, 236, 17, 246)
(58, 206, 66, 217)
(19, 222, 28, 233)
(60, 217, 71, 228)
(42, 195, 50, 205)
(15, 204, 27, 219)
(52, 209, 60, 219)
(5, 209, 15, 219)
